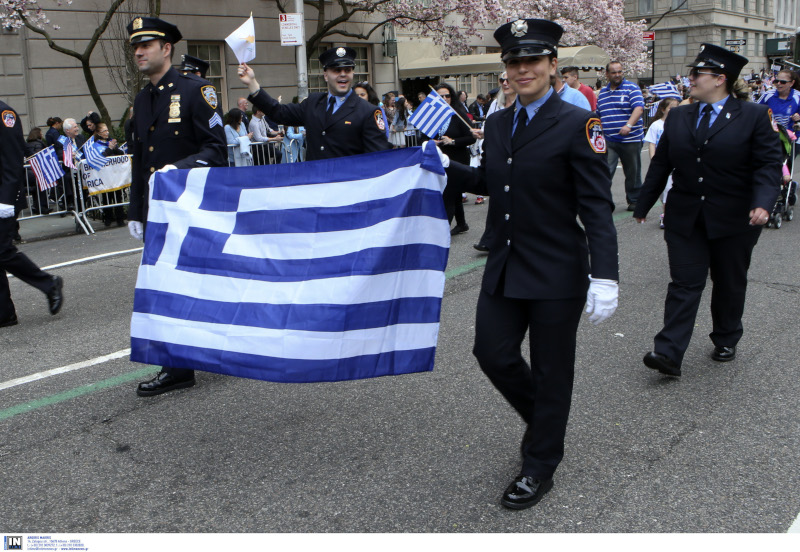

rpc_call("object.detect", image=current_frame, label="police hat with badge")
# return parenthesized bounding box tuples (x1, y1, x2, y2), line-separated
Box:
(179, 54, 210, 79)
(687, 43, 748, 80)
(493, 18, 563, 62)
(127, 16, 182, 45)
(319, 46, 357, 70)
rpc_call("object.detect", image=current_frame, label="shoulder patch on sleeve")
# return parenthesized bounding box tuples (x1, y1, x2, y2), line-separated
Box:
(201, 85, 218, 110)
(2, 110, 16, 128)
(586, 117, 606, 153)
(767, 108, 779, 133)
(374, 110, 385, 132)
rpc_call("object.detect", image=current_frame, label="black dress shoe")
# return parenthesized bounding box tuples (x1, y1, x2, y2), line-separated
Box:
(450, 224, 469, 235)
(137, 371, 196, 397)
(501, 475, 554, 510)
(643, 351, 681, 377)
(711, 346, 736, 362)
(47, 276, 64, 315)
(627, 203, 637, 212)
(0, 314, 19, 328)
(473, 243, 489, 252)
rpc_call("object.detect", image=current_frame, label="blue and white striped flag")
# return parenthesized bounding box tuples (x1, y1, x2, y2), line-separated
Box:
(119, 142, 129, 155)
(130, 145, 450, 383)
(408, 89, 458, 138)
(648, 82, 682, 101)
(28, 146, 65, 191)
(83, 136, 109, 170)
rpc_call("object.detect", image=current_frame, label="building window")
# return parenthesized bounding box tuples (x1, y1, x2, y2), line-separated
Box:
(671, 31, 688, 57)
(639, 0, 654, 14)
(744, 31, 750, 56)
(744, 0, 749, 11)
(456, 75, 473, 95)
(187, 42, 226, 110)
(730, 0, 736, 11)
(721, 28, 727, 47)
(308, 45, 370, 94)
(755, 0, 760, 14)
(721, 0, 727, 10)
(486, 73, 499, 92)
(671, 0, 688, 8)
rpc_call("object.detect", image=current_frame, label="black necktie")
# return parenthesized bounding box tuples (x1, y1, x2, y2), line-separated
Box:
(696, 104, 713, 146)
(513, 108, 528, 142)
(326, 96, 336, 120)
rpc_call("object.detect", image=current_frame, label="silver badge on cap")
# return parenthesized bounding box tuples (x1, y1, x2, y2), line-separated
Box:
(700, 45, 705, 52)
(697, 61, 705, 66)
(336, 47, 346, 57)
(511, 19, 528, 38)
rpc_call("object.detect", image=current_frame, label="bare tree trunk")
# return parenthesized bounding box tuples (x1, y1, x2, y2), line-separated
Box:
(148, 0, 161, 17)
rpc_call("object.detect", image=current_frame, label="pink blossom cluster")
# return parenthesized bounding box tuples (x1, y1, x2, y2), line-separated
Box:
(1, 0, 73, 31)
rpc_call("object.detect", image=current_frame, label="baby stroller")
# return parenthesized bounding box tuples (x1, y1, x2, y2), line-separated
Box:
(767, 124, 797, 229)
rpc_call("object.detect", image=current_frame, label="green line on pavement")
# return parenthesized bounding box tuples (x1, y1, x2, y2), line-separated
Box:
(0, 367, 156, 422)
(2, 212, 633, 422)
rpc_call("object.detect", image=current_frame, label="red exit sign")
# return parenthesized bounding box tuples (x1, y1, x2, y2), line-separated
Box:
(643, 31, 655, 41)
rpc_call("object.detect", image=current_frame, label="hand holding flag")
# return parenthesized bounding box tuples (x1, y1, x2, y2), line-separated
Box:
(226, 14, 256, 64)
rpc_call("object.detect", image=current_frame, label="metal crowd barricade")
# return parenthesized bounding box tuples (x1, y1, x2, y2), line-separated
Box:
(18, 162, 90, 235)
(75, 157, 131, 235)
(227, 141, 286, 167)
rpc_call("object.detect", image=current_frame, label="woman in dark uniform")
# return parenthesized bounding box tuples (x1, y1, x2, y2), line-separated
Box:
(434, 82, 475, 235)
(634, 44, 782, 377)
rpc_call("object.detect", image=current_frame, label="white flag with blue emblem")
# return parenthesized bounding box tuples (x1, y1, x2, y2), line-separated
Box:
(225, 14, 256, 64)
(130, 145, 449, 383)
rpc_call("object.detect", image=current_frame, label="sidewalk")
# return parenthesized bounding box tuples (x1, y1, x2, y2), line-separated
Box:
(16, 212, 116, 244)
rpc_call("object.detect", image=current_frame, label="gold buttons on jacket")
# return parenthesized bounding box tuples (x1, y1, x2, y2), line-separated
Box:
(149, 126, 155, 132)
(149, 146, 154, 152)
(150, 167, 155, 173)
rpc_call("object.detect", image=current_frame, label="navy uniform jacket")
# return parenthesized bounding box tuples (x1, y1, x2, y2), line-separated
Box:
(130, 67, 227, 222)
(0, 101, 25, 207)
(446, 92, 618, 300)
(247, 89, 391, 161)
(634, 98, 782, 238)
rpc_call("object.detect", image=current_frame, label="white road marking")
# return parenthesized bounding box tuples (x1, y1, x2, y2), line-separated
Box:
(0, 349, 131, 391)
(7, 247, 143, 278)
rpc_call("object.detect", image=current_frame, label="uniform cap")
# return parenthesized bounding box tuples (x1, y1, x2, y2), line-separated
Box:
(127, 17, 182, 45)
(493, 19, 563, 62)
(687, 43, 748, 79)
(319, 46, 357, 69)
(179, 54, 210, 78)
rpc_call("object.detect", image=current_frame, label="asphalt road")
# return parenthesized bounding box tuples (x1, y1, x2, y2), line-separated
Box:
(1, 152, 799, 533)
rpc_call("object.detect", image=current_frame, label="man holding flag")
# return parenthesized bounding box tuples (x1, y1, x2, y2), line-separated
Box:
(237, 47, 390, 160)
(126, 17, 227, 397)
(1, 99, 64, 327)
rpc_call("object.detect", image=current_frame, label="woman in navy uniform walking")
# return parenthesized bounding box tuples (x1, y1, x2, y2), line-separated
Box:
(634, 44, 782, 377)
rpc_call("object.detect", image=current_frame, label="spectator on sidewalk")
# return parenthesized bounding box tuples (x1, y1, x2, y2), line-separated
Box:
(596, 61, 645, 211)
(561, 66, 597, 111)
(45, 117, 63, 148)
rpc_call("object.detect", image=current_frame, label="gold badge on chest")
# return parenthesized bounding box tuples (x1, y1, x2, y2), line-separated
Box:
(168, 94, 181, 123)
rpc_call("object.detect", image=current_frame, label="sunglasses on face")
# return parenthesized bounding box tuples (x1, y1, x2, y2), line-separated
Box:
(440, 93, 451, 98)
(775, 79, 792, 84)
(689, 68, 722, 78)
(499, 78, 508, 83)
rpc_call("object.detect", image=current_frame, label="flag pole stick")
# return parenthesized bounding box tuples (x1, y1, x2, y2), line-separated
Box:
(428, 85, 473, 131)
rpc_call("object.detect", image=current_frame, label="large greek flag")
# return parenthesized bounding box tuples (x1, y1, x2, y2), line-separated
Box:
(408, 89, 457, 138)
(130, 145, 450, 383)
(28, 146, 65, 191)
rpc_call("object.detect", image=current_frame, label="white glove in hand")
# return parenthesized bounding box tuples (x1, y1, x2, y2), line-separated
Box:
(585, 276, 618, 325)
(128, 220, 143, 241)
(0, 203, 15, 219)
(421, 140, 450, 168)
(158, 164, 177, 173)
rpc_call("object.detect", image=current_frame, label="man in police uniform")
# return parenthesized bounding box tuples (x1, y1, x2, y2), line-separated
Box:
(634, 44, 781, 377)
(178, 54, 210, 79)
(126, 17, 227, 396)
(0, 100, 64, 327)
(443, 19, 619, 510)
(237, 47, 391, 160)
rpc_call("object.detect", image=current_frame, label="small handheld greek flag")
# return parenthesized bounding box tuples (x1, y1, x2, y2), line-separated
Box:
(408, 89, 457, 138)
(83, 136, 109, 170)
(28, 146, 65, 191)
(131, 145, 450, 383)
(57, 135, 76, 169)
(648, 82, 682, 101)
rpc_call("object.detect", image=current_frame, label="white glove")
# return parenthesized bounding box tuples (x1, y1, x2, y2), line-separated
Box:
(158, 164, 177, 173)
(128, 220, 143, 241)
(0, 202, 15, 219)
(421, 140, 450, 168)
(585, 276, 618, 325)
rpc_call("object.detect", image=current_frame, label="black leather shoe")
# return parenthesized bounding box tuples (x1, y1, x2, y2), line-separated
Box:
(711, 346, 736, 362)
(47, 276, 64, 315)
(137, 371, 196, 397)
(450, 224, 469, 235)
(473, 243, 489, 252)
(627, 203, 637, 212)
(0, 314, 19, 328)
(643, 351, 681, 377)
(501, 475, 554, 510)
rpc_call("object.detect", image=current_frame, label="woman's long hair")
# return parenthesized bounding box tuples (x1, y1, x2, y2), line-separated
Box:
(27, 127, 43, 142)
(395, 97, 408, 124)
(225, 108, 244, 130)
(355, 82, 380, 107)
(652, 97, 679, 121)
(434, 82, 469, 120)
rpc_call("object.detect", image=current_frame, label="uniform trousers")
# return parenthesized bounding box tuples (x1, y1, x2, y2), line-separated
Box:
(473, 288, 584, 479)
(0, 217, 53, 320)
(655, 218, 761, 365)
